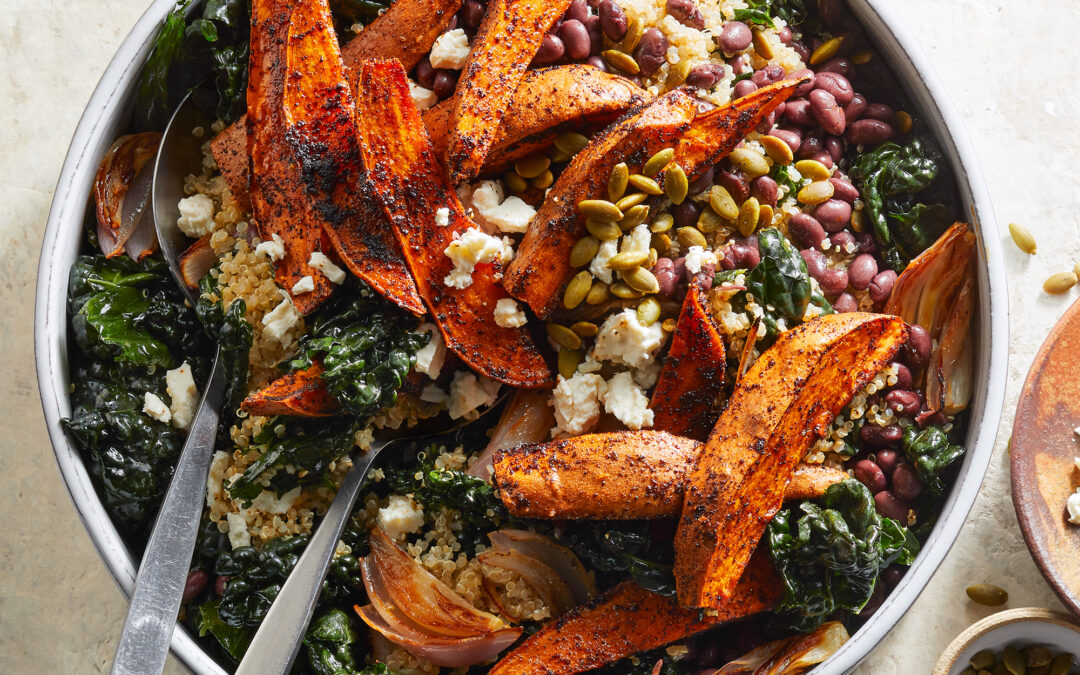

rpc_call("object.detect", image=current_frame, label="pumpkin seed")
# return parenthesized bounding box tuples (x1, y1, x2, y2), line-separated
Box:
(515, 154, 551, 179)
(751, 28, 774, 59)
(570, 321, 599, 338)
(586, 280, 611, 304)
(650, 213, 674, 233)
(708, 184, 739, 219)
(531, 169, 554, 190)
(503, 170, 528, 194)
(794, 158, 831, 181)
(810, 36, 844, 66)
(760, 135, 794, 165)
(966, 583, 1009, 606)
(549, 148, 572, 163)
(1074, 261, 1080, 278)
(797, 180, 835, 205)
(622, 17, 644, 52)
(647, 247, 658, 267)
(697, 207, 723, 233)
(738, 197, 761, 237)
(546, 322, 582, 350)
(643, 148, 675, 177)
(609, 250, 650, 271)
(959, 669, 976, 675)
(558, 348, 584, 379)
(624, 266, 660, 294)
(894, 110, 913, 134)
(1003, 646, 1025, 675)
(579, 198, 624, 221)
(1023, 647, 1053, 668)
(586, 218, 622, 241)
(570, 236, 601, 267)
(993, 664, 1010, 675)
(728, 147, 770, 177)
(652, 232, 672, 254)
(554, 131, 590, 156)
(759, 204, 774, 228)
(563, 270, 593, 309)
(610, 281, 643, 299)
(661, 318, 678, 332)
(853, 49, 873, 65)
(603, 49, 640, 75)
(851, 207, 866, 233)
(628, 173, 663, 195)
(1048, 653, 1073, 675)
(1008, 222, 1036, 254)
(615, 192, 648, 211)
(676, 226, 707, 249)
(619, 204, 650, 230)
(637, 296, 661, 326)
(1044, 271, 1078, 295)
(671, 58, 693, 85)
(971, 651, 997, 670)
(664, 164, 689, 204)
(609, 162, 630, 201)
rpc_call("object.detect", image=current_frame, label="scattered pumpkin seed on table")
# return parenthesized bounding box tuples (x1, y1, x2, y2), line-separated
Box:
(965, 583, 1008, 606)
(1044, 271, 1078, 295)
(1008, 222, 1036, 254)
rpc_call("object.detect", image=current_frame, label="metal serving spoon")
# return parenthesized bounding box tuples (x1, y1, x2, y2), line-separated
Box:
(112, 96, 227, 675)
(234, 395, 507, 675)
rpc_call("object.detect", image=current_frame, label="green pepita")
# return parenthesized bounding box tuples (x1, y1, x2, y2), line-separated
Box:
(643, 148, 675, 177)
(760, 134, 794, 165)
(608, 162, 630, 202)
(965, 583, 1009, 606)
(546, 322, 583, 351)
(549, 148, 572, 163)
(728, 147, 769, 177)
(751, 28, 774, 59)
(615, 192, 648, 211)
(503, 170, 528, 194)
(647, 247, 657, 267)
(619, 204, 650, 230)
(738, 197, 761, 237)
(650, 213, 674, 233)
(797, 180, 835, 205)
(1023, 646, 1053, 668)
(759, 203, 774, 229)
(603, 49, 640, 75)
(637, 296, 661, 326)
(697, 207, 723, 233)
(971, 651, 997, 670)
(608, 250, 650, 271)
(810, 35, 844, 66)
(558, 348, 584, 379)
(570, 236, 601, 268)
(895, 110, 914, 134)
(570, 321, 599, 338)
(586, 280, 611, 304)
(1048, 653, 1073, 675)
(623, 266, 660, 294)
(628, 173, 663, 195)
(586, 218, 622, 241)
(794, 159, 831, 181)
(515, 154, 551, 179)
(709, 184, 739, 220)
(554, 132, 590, 156)
(1044, 271, 1078, 295)
(671, 58, 692, 85)
(1003, 646, 1025, 675)
(531, 169, 554, 190)
(622, 17, 644, 52)
(652, 232, 672, 254)
(579, 198, 624, 221)
(610, 281, 643, 299)
(1009, 222, 1037, 254)
(664, 164, 689, 204)
(676, 226, 707, 249)
(563, 270, 593, 309)
(661, 318, 678, 332)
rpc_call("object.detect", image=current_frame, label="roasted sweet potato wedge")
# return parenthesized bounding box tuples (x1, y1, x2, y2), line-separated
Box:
(674, 313, 908, 608)
(504, 90, 699, 318)
(424, 65, 649, 175)
(241, 362, 339, 417)
(493, 431, 846, 519)
(444, 0, 573, 184)
(354, 59, 553, 388)
(649, 284, 726, 440)
(489, 552, 781, 675)
(212, 0, 463, 207)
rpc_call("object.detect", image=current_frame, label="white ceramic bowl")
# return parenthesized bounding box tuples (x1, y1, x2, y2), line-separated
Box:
(933, 608, 1080, 674)
(34, 1, 1008, 672)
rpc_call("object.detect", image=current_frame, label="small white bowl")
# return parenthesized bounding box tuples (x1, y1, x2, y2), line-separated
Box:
(933, 608, 1080, 674)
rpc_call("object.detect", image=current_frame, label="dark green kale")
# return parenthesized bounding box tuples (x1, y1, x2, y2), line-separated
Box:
(301, 609, 377, 675)
(848, 138, 950, 272)
(766, 479, 919, 631)
(135, 0, 251, 129)
(769, 161, 805, 199)
(732, 0, 808, 28)
(195, 271, 253, 422)
(197, 600, 253, 662)
(744, 227, 832, 343)
(901, 424, 966, 496)
(561, 521, 676, 596)
(288, 286, 428, 418)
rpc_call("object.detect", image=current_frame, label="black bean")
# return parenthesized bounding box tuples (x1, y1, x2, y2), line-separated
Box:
(847, 118, 894, 145)
(832, 292, 858, 313)
(861, 423, 903, 447)
(215, 575, 230, 596)
(891, 362, 913, 390)
(460, 0, 485, 28)
(854, 459, 888, 494)
(882, 566, 905, 588)
(653, 258, 679, 296)
(829, 176, 859, 202)
(848, 253, 878, 290)
(854, 231, 876, 254)
(864, 102, 895, 121)
(716, 168, 749, 203)
(584, 15, 603, 55)
(825, 136, 844, 163)
(183, 569, 209, 602)
(751, 64, 786, 87)
(750, 176, 779, 207)
(565, 0, 589, 23)
(635, 28, 668, 76)
(778, 25, 793, 44)
(686, 63, 724, 89)
(598, 0, 627, 41)
(814, 71, 854, 105)
(844, 92, 868, 123)
(819, 267, 849, 296)
(809, 151, 834, 169)
(533, 33, 566, 65)
(800, 248, 827, 280)
(887, 389, 921, 417)
(875, 491, 911, 520)
(831, 230, 855, 251)
(809, 89, 846, 136)
(769, 128, 802, 153)
(415, 57, 436, 88)
(817, 55, 851, 75)
(790, 213, 827, 250)
(904, 324, 933, 369)
(718, 21, 753, 52)
(666, 0, 705, 29)
(559, 19, 591, 60)
(868, 269, 897, 303)
(876, 449, 900, 475)
(432, 69, 459, 98)
(892, 463, 924, 501)
(813, 198, 851, 232)
(687, 165, 714, 195)
(791, 40, 810, 62)
(585, 54, 608, 71)
(733, 79, 758, 99)
(797, 130, 823, 159)
(672, 200, 701, 229)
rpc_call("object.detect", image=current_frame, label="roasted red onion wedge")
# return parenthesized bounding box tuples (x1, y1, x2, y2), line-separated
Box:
(177, 236, 217, 289)
(93, 132, 161, 259)
(355, 604, 522, 668)
(468, 389, 554, 480)
(476, 549, 576, 615)
(714, 621, 849, 674)
(487, 530, 594, 605)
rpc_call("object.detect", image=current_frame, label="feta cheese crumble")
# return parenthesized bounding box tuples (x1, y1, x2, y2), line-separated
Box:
(142, 392, 171, 424)
(684, 246, 718, 275)
(447, 371, 501, 419)
(176, 193, 215, 238)
(590, 239, 618, 284)
(592, 308, 667, 370)
(600, 371, 654, 430)
(413, 323, 446, 380)
(408, 78, 439, 110)
(443, 228, 513, 289)
(377, 495, 426, 541)
(435, 207, 451, 228)
(494, 298, 527, 328)
(165, 362, 198, 431)
(262, 295, 302, 348)
(291, 275, 315, 295)
(429, 28, 470, 70)
(550, 372, 606, 437)
(308, 251, 346, 284)
(470, 180, 537, 233)
(254, 233, 285, 262)
(226, 512, 251, 549)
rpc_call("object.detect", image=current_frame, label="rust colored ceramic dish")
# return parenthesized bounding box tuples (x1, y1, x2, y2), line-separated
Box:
(1012, 296, 1080, 619)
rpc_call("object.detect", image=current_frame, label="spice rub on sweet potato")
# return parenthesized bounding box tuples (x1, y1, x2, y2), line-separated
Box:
(489, 551, 782, 675)
(493, 430, 847, 520)
(353, 58, 552, 388)
(674, 313, 909, 609)
(241, 362, 338, 417)
(444, 0, 573, 184)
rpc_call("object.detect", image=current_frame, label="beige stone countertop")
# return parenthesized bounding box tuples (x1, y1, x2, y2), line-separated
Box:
(3, 0, 1079, 672)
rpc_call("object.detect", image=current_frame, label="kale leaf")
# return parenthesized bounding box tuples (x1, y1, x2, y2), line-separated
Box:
(197, 600, 253, 662)
(732, 0, 808, 28)
(848, 138, 948, 272)
(195, 271, 253, 421)
(901, 424, 966, 496)
(766, 479, 919, 631)
(288, 286, 428, 417)
(561, 521, 676, 596)
(301, 609, 372, 675)
(744, 227, 832, 343)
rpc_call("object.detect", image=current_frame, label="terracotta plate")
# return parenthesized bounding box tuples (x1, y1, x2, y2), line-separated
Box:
(1012, 296, 1080, 618)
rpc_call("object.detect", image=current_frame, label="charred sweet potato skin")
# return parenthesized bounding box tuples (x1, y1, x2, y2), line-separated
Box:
(354, 59, 553, 388)
(247, 0, 337, 314)
(674, 313, 909, 608)
(445, 0, 573, 184)
(493, 432, 846, 519)
(424, 65, 649, 175)
(241, 362, 339, 417)
(504, 91, 698, 318)
(211, 0, 462, 207)
(489, 552, 781, 675)
(650, 284, 726, 441)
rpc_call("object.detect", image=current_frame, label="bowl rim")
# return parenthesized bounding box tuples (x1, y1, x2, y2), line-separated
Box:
(931, 607, 1080, 675)
(33, 0, 1008, 673)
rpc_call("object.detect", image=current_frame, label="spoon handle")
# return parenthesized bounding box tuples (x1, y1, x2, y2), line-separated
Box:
(111, 354, 226, 675)
(234, 439, 390, 675)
